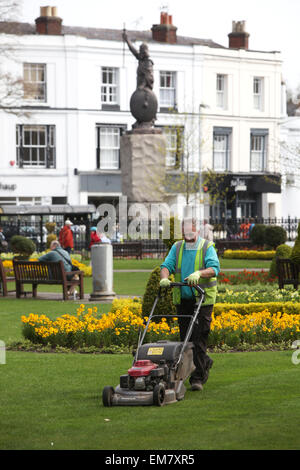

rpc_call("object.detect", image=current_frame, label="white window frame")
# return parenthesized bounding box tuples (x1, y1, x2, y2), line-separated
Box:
(213, 128, 231, 171)
(23, 63, 47, 102)
(101, 67, 119, 106)
(216, 74, 227, 109)
(165, 128, 179, 168)
(96, 125, 126, 170)
(253, 77, 264, 111)
(16, 124, 56, 169)
(250, 130, 268, 172)
(159, 71, 176, 109)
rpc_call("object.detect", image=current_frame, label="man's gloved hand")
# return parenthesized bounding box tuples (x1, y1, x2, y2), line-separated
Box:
(185, 270, 202, 286)
(160, 278, 171, 288)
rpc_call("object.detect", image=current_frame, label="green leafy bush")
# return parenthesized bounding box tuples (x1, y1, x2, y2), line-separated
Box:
(162, 216, 181, 255)
(142, 266, 176, 322)
(291, 222, 300, 267)
(46, 234, 57, 249)
(264, 225, 287, 249)
(10, 235, 36, 260)
(249, 224, 266, 246)
(269, 243, 292, 277)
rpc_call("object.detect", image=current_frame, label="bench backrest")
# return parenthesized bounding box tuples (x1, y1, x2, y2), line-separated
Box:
(13, 260, 65, 281)
(276, 258, 299, 281)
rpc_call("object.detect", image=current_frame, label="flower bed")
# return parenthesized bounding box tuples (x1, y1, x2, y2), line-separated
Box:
(21, 301, 300, 351)
(209, 309, 300, 348)
(223, 249, 275, 259)
(218, 270, 276, 285)
(216, 287, 300, 304)
(21, 304, 179, 349)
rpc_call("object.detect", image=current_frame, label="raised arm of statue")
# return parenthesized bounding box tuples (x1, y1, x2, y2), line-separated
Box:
(122, 31, 140, 60)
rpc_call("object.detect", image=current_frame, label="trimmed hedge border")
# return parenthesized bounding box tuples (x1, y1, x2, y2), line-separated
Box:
(213, 302, 300, 316)
(223, 249, 275, 260)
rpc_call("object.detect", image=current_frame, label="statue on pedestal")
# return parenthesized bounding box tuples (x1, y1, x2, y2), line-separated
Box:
(123, 30, 159, 133)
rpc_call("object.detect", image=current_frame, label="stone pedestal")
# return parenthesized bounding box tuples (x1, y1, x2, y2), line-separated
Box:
(89, 243, 116, 301)
(120, 132, 166, 204)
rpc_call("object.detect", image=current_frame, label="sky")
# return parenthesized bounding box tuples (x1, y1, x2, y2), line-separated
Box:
(16, 0, 300, 93)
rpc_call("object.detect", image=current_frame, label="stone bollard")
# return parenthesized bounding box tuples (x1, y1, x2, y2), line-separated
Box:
(89, 243, 116, 301)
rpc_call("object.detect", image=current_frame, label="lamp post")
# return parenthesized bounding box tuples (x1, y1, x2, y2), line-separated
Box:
(198, 103, 209, 224)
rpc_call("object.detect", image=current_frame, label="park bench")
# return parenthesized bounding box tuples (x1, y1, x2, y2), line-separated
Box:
(0, 259, 15, 296)
(112, 242, 142, 259)
(13, 260, 84, 300)
(276, 257, 299, 290)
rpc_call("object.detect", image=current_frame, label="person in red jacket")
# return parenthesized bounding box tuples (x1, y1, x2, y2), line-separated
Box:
(89, 226, 101, 249)
(59, 219, 74, 254)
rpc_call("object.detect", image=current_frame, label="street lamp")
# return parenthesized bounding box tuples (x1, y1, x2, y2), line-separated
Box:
(198, 103, 209, 223)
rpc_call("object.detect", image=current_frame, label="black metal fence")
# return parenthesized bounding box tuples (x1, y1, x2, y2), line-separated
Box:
(0, 215, 298, 258)
(210, 217, 300, 241)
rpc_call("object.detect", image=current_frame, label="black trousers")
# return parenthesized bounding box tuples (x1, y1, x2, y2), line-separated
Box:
(176, 299, 213, 384)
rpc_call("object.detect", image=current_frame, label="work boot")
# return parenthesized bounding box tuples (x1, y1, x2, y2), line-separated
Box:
(202, 358, 214, 385)
(190, 381, 203, 391)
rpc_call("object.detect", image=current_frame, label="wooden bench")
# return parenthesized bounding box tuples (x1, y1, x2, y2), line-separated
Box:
(276, 257, 299, 290)
(13, 260, 84, 300)
(112, 242, 142, 259)
(0, 259, 15, 296)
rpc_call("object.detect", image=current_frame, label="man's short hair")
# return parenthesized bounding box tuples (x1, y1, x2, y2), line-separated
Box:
(182, 218, 199, 230)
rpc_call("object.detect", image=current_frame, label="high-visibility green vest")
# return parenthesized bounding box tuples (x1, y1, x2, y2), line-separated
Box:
(172, 239, 218, 306)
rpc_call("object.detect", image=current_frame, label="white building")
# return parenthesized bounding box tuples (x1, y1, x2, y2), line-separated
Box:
(280, 111, 300, 219)
(0, 8, 284, 221)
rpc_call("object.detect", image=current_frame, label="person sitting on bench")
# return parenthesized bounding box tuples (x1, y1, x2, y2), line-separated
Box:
(39, 240, 78, 294)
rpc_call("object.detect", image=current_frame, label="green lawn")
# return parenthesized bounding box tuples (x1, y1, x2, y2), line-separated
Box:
(0, 267, 298, 450)
(112, 258, 271, 270)
(1, 350, 299, 450)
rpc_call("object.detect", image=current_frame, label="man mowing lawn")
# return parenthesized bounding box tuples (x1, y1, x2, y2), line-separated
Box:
(160, 217, 220, 391)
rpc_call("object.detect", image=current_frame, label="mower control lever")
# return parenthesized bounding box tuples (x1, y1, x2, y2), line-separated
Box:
(168, 281, 205, 297)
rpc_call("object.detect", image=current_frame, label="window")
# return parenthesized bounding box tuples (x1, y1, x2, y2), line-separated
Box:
(159, 71, 176, 109)
(253, 77, 264, 110)
(16, 125, 56, 168)
(163, 127, 183, 168)
(213, 127, 231, 171)
(216, 74, 227, 109)
(250, 129, 268, 171)
(101, 67, 118, 106)
(23, 63, 46, 102)
(96, 125, 126, 170)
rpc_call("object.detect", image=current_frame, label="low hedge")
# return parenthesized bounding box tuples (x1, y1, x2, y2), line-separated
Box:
(223, 249, 275, 259)
(213, 302, 300, 316)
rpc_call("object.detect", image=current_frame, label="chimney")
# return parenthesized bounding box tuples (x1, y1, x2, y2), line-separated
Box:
(35, 6, 62, 35)
(151, 12, 177, 44)
(228, 21, 249, 50)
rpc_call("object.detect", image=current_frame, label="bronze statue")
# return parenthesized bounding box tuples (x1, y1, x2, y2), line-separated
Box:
(122, 31, 154, 91)
(122, 30, 159, 132)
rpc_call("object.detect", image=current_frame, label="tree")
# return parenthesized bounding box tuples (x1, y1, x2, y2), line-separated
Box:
(0, 0, 29, 116)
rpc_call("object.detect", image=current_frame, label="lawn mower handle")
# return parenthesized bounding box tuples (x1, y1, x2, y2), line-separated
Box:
(169, 281, 205, 297)
(133, 281, 205, 366)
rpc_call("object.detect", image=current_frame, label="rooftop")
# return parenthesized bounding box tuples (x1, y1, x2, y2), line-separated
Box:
(0, 20, 226, 49)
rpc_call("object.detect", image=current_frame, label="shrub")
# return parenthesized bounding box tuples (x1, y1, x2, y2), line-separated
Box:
(142, 266, 177, 322)
(213, 301, 300, 316)
(162, 216, 181, 254)
(45, 222, 56, 233)
(269, 244, 292, 277)
(46, 234, 57, 249)
(249, 224, 266, 246)
(291, 222, 300, 267)
(10, 235, 36, 260)
(223, 249, 275, 260)
(264, 225, 287, 249)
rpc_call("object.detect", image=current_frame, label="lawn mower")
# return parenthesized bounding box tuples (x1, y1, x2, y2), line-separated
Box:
(102, 282, 205, 407)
